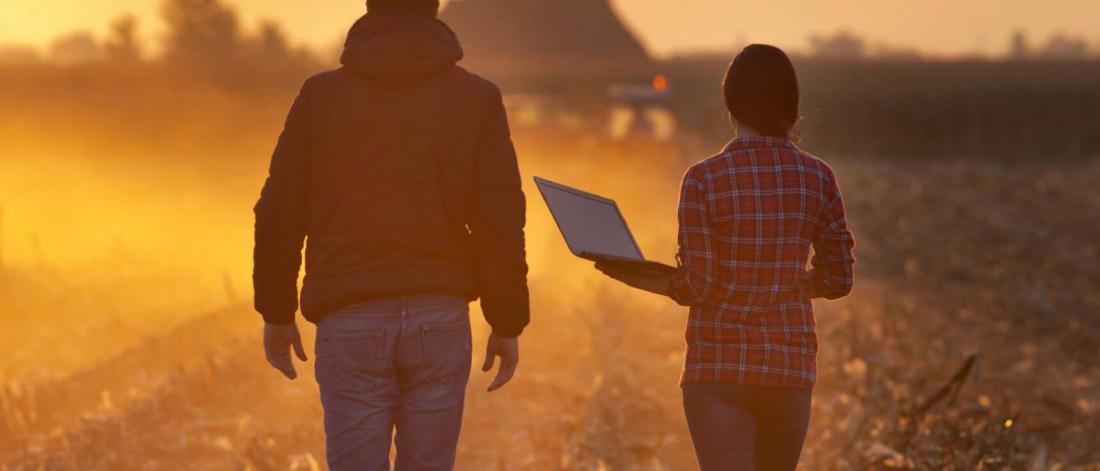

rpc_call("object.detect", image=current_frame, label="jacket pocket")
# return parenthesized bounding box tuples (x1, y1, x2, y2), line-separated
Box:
(315, 328, 387, 392)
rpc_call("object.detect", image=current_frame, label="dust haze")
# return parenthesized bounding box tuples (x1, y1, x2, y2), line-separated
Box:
(1, 0, 1099, 469)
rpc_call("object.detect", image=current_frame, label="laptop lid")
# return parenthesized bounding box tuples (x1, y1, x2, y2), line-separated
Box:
(534, 177, 645, 261)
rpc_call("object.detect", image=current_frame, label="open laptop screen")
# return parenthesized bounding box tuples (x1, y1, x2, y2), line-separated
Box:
(534, 177, 645, 261)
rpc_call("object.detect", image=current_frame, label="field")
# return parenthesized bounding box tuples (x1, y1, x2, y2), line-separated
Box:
(1, 64, 1099, 470)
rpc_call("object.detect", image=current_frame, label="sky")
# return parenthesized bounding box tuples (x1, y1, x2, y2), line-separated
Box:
(2, 0, 1098, 58)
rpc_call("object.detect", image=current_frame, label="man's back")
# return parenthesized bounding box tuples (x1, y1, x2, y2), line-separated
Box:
(253, 11, 529, 338)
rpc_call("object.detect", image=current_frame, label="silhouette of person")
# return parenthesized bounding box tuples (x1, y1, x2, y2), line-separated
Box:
(253, 1, 529, 469)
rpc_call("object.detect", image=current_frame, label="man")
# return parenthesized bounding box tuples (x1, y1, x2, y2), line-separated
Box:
(252, 0, 529, 469)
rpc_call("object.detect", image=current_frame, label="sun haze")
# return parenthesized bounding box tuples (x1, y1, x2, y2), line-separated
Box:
(2, 0, 1098, 57)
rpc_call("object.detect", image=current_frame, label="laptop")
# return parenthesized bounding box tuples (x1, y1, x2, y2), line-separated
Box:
(534, 176, 676, 275)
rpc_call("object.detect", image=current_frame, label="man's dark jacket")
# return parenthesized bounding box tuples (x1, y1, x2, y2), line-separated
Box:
(253, 12, 529, 337)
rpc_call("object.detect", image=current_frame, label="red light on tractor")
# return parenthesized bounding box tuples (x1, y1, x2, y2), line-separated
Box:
(653, 75, 669, 92)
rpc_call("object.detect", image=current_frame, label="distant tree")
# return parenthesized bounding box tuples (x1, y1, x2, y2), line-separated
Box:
(1009, 30, 1030, 60)
(0, 44, 41, 64)
(248, 20, 291, 63)
(872, 43, 923, 61)
(50, 31, 101, 64)
(104, 14, 142, 62)
(1039, 33, 1089, 61)
(808, 31, 866, 60)
(161, 0, 242, 65)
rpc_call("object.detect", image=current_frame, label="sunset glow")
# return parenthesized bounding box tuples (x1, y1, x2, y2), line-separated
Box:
(3, 0, 1099, 57)
(2, 0, 1098, 468)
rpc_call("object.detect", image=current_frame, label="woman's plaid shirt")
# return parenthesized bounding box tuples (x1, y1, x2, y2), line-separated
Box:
(669, 137, 856, 389)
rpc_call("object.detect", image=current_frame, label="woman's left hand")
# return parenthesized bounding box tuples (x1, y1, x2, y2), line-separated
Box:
(595, 262, 675, 297)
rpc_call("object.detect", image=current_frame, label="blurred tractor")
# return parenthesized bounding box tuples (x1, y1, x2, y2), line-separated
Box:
(607, 75, 677, 142)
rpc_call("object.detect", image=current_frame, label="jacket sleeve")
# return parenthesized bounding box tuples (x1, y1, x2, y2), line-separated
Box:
(807, 172, 856, 300)
(467, 87, 530, 338)
(669, 166, 720, 307)
(253, 81, 313, 325)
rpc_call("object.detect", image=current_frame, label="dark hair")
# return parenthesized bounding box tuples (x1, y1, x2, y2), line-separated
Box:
(367, 0, 440, 17)
(722, 44, 800, 139)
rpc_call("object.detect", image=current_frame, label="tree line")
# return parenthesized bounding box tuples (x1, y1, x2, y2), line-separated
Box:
(4, 0, 1099, 66)
(0, 0, 322, 67)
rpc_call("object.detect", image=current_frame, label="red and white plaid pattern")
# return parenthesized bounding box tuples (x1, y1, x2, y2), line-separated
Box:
(670, 137, 856, 388)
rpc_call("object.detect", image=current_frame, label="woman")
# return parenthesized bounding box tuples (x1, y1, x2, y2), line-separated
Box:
(596, 44, 856, 470)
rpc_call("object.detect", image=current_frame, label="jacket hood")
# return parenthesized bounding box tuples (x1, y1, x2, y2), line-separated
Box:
(340, 12, 463, 83)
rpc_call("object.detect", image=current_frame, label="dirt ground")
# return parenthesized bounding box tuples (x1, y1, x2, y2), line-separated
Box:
(1, 136, 1097, 470)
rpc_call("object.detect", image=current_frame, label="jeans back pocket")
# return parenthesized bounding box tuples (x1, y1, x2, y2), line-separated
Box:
(316, 328, 387, 392)
(411, 318, 471, 385)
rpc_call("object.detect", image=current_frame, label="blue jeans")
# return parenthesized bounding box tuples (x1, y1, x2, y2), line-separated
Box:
(315, 295, 472, 471)
(682, 383, 813, 471)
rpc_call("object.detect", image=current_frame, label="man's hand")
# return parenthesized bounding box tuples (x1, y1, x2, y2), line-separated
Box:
(264, 322, 308, 380)
(481, 333, 519, 392)
(595, 262, 674, 297)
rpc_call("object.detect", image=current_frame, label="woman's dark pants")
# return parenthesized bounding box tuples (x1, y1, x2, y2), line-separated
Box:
(682, 383, 813, 471)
